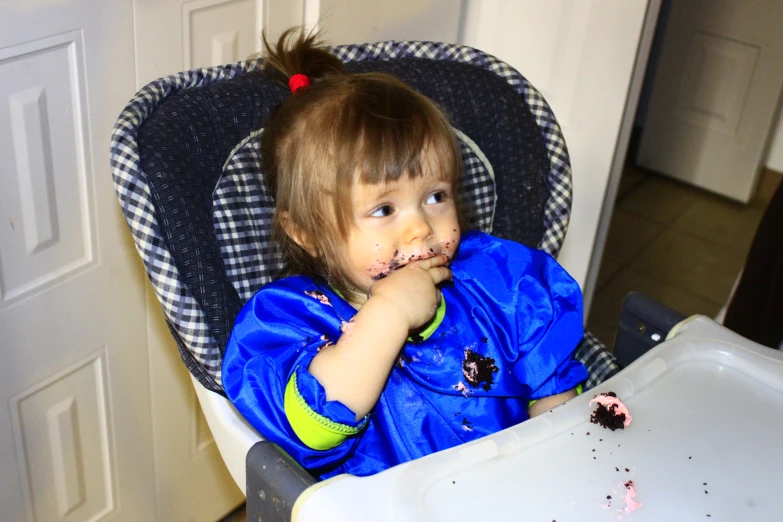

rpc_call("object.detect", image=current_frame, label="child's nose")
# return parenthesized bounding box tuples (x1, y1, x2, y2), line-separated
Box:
(403, 211, 433, 243)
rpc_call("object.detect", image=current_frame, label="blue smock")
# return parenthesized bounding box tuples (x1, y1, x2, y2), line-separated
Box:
(222, 231, 587, 479)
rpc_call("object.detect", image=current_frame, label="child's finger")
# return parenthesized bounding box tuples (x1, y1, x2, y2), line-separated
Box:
(412, 254, 448, 270)
(427, 266, 452, 285)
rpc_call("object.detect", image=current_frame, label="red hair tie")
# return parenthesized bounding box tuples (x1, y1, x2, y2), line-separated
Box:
(289, 73, 310, 93)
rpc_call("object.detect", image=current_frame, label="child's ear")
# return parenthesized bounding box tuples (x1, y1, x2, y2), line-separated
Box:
(280, 211, 318, 257)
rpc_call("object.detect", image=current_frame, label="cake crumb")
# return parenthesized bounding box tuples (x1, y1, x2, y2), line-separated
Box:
(462, 349, 499, 391)
(452, 381, 471, 397)
(589, 392, 632, 431)
(304, 289, 332, 306)
(621, 480, 643, 514)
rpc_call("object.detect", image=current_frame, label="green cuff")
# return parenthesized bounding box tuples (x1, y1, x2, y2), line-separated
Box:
(528, 383, 583, 409)
(283, 371, 365, 451)
(408, 295, 446, 342)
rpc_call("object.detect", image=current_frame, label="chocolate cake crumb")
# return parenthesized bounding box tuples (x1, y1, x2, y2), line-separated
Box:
(587, 432, 590, 435)
(304, 289, 332, 306)
(689, 456, 692, 459)
(408, 332, 425, 344)
(615, 467, 620, 472)
(395, 353, 412, 368)
(703, 482, 707, 485)
(462, 349, 499, 391)
(590, 392, 627, 431)
(606, 495, 612, 500)
(704, 491, 708, 494)
(625, 468, 629, 472)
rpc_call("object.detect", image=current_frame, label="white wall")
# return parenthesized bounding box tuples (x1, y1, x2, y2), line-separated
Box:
(319, 0, 463, 45)
(766, 105, 783, 172)
(265, 0, 463, 44)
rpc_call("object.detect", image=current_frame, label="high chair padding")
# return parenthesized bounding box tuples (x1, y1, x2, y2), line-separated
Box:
(111, 41, 618, 401)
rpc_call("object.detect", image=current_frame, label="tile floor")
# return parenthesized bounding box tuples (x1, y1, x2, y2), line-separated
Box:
(587, 166, 782, 349)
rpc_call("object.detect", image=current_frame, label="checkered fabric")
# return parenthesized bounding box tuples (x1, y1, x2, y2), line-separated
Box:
(110, 41, 619, 395)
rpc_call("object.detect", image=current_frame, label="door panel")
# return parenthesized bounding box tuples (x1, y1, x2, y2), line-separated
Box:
(10, 351, 113, 522)
(0, 32, 95, 305)
(638, 0, 783, 202)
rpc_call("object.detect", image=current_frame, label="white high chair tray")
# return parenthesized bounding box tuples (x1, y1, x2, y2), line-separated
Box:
(294, 318, 783, 522)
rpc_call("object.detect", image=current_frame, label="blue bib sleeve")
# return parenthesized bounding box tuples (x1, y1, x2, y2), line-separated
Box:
(511, 247, 588, 399)
(222, 278, 366, 473)
(453, 232, 587, 400)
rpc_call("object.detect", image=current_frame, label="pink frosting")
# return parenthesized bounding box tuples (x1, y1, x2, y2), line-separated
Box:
(622, 481, 643, 514)
(590, 395, 633, 427)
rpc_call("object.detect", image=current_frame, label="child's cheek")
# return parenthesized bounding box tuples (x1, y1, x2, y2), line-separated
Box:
(441, 235, 460, 260)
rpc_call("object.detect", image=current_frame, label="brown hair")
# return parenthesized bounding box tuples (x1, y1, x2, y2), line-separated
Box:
(260, 28, 467, 299)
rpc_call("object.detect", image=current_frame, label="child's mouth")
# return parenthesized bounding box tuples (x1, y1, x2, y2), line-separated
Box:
(370, 251, 440, 281)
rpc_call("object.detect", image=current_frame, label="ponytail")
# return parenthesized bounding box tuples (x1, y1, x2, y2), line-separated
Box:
(260, 27, 345, 87)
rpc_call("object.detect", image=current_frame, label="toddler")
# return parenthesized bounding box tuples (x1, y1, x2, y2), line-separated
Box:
(223, 29, 588, 479)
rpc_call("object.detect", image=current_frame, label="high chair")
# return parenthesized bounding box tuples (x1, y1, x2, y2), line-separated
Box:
(111, 40, 625, 521)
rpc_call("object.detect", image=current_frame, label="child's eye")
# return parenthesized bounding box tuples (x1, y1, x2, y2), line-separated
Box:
(369, 205, 394, 217)
(426, 191, 448, 205)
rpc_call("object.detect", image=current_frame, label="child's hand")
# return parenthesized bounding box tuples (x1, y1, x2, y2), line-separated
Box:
(370, 254, 452, 330)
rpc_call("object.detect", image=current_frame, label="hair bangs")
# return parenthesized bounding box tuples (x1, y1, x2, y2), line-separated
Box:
(326, 74, 463, 238)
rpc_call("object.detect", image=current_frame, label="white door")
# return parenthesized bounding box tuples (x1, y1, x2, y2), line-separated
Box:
(637, 0, 783, 203)
(132, 1, 260, 520)
(0, 1, 156, 521)
(310, 0, 653, 314)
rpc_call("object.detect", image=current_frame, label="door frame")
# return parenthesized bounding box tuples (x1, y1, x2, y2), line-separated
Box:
(582, 0, 663, 317)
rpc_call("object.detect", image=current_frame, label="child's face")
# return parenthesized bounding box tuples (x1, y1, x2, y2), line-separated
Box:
(339, 166, 461, 307)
